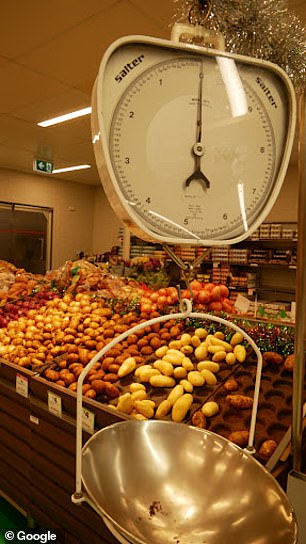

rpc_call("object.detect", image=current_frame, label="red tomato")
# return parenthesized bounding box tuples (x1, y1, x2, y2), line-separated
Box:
(197, 289, 211, 304)
(209, 301, 223, 312)
(211, 286, 222, 301)
(220, 285, 229, 298)
(222, 301, 233, 313)
(190, 279, 203, 291)
(204, 282, 215, 292)
(181, 289, 191, 299)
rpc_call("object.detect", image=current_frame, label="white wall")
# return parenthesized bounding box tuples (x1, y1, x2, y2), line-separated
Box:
(0, 168, 96, 269)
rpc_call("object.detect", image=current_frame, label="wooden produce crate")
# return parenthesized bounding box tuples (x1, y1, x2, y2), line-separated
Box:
(0, 359, 33, 513)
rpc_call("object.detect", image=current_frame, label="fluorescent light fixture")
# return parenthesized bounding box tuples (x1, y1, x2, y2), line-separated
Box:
(52, 164, 91, 174)
(38, 106, 92, 127)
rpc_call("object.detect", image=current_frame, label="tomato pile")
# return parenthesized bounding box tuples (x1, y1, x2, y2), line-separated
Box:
(140, 281, 235, 314)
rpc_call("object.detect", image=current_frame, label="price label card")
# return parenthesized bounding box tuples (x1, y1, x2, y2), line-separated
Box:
(16, 373, 28, 398)
(234, 293, 250, 314)
(48, 391, 62, 417)
(82, 407, 95, 435)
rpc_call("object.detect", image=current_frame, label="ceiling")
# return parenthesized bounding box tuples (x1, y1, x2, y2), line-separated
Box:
(0, 0, 305, 186)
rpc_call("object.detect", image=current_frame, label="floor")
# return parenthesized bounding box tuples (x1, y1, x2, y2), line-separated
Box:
(0, 496, 27, 543)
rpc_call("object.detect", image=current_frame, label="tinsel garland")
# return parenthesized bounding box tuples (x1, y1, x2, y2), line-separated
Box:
(187, 314, 295, 354)
(172, 0, 306, 90)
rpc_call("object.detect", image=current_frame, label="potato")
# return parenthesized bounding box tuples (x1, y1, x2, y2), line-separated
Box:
(173, 366, 187, 379)
(163, 350, 184, 365)
(180, 344, 193, 355)
(131, 389, 147, 402)
(212, 350, 227, 362)
(223, 378, 239, 391)
(155, 399, 172, 419)
(129, 382, 146, 393)
(150, 375, 176, 388)
(191, 410, 207, 429)
(187, 371, 205, 387)
(233, 344, 247, 363)
(180, 333, 192, 346)
(225, 352, 236, 365)
(167, 384, 184, 406)
(153, 360, 174, 376)
(214, 331, 225, 340)
(90, 379, 106, 394)
(138, 368, 160, 382)
(194, 328, 208, 339)
(155, 346, 168, 359)
(226, 394, 253, 409)
(191, 335, 201, 347)
(182, 357, 194, 371)
(228, 430, 249, 448)
(118, 356, 137, 378)
(117, 393, 133, 414)
(208, 345, 226, 354)
(172, 394, 193, 422)
(179, 379, 193, 393)
(200, 369, 217, 385)
(201, 401, 219, 417)
(209, 337, 233, 352)
(230, 332, 244, 346)
(134, 399, 155, 419)
(135, 364, 152, 377)
(197, 361, 220, 373)
(194, 344, 208, 360)
(258, 439, 278, 458)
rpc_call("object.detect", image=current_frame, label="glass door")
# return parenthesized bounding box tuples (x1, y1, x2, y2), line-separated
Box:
(0, 202, 53, 274)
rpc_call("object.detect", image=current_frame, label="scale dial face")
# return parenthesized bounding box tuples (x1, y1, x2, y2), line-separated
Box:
(92, 36, 296, 245)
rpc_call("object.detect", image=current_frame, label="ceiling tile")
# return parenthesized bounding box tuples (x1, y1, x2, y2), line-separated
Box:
(0, 0, 121, 59)
(0, 63, 68, 114)
(14, 88, 91, 123)
(16, 1, 171, 93)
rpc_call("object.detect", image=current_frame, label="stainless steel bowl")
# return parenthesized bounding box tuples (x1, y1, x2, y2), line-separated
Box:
(82, 420, 297, 544)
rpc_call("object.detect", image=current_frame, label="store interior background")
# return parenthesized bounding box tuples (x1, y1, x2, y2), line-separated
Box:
(0, 0, 305, 270)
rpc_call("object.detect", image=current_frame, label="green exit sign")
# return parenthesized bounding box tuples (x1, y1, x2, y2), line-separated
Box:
(33, 159, 53, 174)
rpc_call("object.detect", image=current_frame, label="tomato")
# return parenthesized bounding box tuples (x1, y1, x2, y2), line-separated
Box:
(197, 289, 211, 304)
(209, 301, 223, 312)
(211, 286, 222, 301)
(203, 282, 215, 292)
(190, 279, 203, 291)
(181, 289, 191, 299)
(220, 285, 229, 298)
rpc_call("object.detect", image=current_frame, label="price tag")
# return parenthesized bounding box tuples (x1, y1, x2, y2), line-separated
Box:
(82, 407, 95, 434)
(16, 373, 28, 398)
(234, 293, 250, 314)
(48, 391, 62, 417)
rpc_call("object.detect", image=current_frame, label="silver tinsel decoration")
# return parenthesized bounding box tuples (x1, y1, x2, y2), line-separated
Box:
(172, 0, 306, 90)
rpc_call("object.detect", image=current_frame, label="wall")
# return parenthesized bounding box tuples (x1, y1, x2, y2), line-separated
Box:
(265, 164, 299, 223)
(0, 168, 96, 269)
(92, 186, 123, 255)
